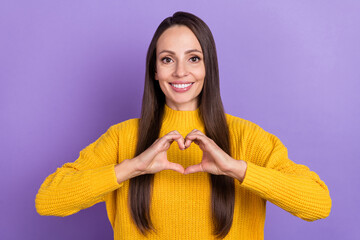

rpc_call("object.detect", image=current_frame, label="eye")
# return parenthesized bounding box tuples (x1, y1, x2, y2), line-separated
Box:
(189, 56, 201, 62)
(161, 57, 173, 64)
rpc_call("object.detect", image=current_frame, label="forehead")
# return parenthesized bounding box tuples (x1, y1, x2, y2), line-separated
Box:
(156, 25, 202, 53)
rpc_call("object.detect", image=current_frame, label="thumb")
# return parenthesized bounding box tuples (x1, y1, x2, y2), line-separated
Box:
(184, 164, 204, 175)
(166, 162, 185, 174)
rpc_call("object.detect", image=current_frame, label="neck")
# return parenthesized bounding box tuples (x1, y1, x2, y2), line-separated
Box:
(161, 104, 203, 132)
(165, 100, 199, 111)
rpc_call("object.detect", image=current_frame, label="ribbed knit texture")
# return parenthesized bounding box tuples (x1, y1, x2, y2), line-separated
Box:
(35, 104, 332, 239)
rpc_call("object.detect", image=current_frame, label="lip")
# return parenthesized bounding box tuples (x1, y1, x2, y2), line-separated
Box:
(169, 82, 194, 93)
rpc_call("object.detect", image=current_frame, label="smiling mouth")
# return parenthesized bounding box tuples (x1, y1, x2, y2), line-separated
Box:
(170, 83, 194, 89)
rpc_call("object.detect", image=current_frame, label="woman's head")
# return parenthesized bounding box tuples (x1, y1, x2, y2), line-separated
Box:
(154, 25, 205, 111)
(143, 11, 221, 112)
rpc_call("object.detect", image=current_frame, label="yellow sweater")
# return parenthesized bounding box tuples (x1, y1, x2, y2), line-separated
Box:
(35, 104, 331, 239)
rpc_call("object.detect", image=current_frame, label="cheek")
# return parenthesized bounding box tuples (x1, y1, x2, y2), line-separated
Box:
(194, 68, 206, 83)
(193, 64, 206, 78)
(197, 80, 205, 93)
(195, 68, 205, 92)
(158, 79, 168, 90)
(157, 78, 170, 95)
(156, 67, 171, 81)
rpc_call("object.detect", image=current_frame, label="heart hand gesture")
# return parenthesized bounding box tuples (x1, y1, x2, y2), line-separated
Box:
(115, 129, 247, 184)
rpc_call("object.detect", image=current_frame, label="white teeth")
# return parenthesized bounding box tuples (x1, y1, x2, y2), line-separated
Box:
(171, 83, 192, 89)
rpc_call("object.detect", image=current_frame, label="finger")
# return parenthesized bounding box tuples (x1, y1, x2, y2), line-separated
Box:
(166, 162, 185, 174)
(153, 135, 184, 153)
(176, 138, 185, 150)
(173, 134, 185, 150)
(164, 133, 185, 149)
(185, 129, 204, 138)
(166, 130, 181, 135)
(162, 132, 182, 143)
(184, 134, 209, 149)
(164, 130, 185, 150)
(189, 129, 204, 134)
(184, 138, 192, 148)
(184, 163, 204, 175)
(184, 129, 203, 148)
(149, 134, 181, 155)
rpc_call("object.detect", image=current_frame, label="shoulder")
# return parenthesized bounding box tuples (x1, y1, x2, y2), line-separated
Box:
(107, 118, 140, 139)
(225, 113, 285, 165)
(111, 118, 140, 130)
(225, 113, 263, 135)
(225, 113, 279, 145)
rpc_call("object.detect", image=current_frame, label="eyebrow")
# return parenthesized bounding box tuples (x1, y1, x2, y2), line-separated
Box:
(158, 49, 203, 56)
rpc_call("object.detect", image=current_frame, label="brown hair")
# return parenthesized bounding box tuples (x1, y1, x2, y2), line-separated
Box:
(129, 11, 235, 238)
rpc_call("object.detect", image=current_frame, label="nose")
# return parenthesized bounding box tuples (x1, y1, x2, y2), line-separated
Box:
(173, 61, 189, 78)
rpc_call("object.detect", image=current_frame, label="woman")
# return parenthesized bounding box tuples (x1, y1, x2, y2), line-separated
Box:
(35, 11, 332, 239)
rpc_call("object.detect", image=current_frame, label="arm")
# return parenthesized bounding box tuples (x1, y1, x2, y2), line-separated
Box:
(35, 125, 122, 217)
(35, 127, 187, 217)
(238, 124, 332, 221)
(183, 125, 332, 221)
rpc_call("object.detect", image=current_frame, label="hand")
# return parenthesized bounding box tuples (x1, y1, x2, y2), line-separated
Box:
(132, 130, 186, 176)
(183, 129, 247, 182)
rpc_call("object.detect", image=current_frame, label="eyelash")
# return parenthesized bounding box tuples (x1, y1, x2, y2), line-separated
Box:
(161, 56, 201, 64)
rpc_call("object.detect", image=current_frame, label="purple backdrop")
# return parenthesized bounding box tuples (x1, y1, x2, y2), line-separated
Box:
(1, 0, 359, 239)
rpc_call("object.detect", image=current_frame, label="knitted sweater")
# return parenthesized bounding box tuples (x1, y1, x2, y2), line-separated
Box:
(35, 104, 332, 239)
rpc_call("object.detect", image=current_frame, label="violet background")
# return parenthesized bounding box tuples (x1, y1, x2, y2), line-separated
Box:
(1, 0, 359, 239)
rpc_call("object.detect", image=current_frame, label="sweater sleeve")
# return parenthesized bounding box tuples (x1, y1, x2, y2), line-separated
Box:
(239, 123, 332, 221)
(35, 124, 122, 217)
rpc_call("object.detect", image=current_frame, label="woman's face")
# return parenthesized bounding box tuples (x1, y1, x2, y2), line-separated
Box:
(155, 25, 205, 111)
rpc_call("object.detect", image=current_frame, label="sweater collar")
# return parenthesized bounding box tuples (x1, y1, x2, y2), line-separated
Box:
(162, 104, 204, 129)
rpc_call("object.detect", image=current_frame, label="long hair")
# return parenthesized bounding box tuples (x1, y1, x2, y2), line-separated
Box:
(129, 11, 235, 238)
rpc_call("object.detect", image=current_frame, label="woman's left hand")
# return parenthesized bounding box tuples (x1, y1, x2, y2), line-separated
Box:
(183, 129, 247, 182)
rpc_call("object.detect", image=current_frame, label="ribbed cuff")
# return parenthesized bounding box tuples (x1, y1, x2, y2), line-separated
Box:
(88, 164, 124, 196)
(240, 161, 274, 198)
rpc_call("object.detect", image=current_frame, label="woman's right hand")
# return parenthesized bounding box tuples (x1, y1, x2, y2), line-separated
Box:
(114, 131, 185, 183)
